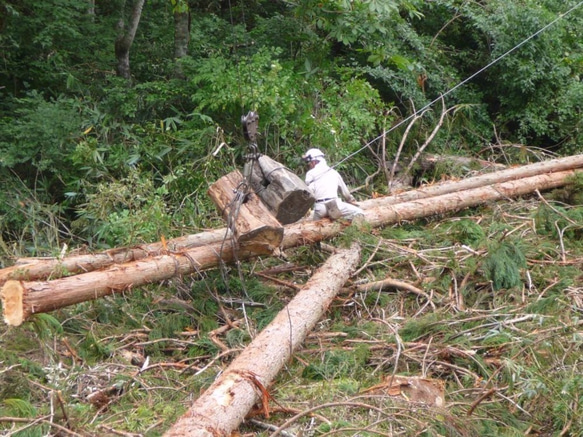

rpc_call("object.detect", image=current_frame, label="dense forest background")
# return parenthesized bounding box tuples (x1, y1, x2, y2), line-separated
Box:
(1, 0, 581, 257)
(1, 1, 583, 436)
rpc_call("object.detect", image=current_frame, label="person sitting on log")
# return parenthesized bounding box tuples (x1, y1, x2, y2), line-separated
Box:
(302, 148, 364, 221)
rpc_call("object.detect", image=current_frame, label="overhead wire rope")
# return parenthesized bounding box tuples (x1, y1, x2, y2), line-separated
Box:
(332, 0, 583, 170)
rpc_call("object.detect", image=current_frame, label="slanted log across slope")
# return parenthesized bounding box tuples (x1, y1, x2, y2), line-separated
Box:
(359, 153, 583, 210)
(2, 153, 583, 286)
(0, 229, 232, 287)
(1, 169, 578, 326)
(163, 243, 361, 437)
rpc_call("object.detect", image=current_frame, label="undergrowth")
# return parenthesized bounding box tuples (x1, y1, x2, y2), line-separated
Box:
(1, 193, 583, 436)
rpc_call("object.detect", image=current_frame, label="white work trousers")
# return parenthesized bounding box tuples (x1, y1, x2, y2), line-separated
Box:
(312, 198, 364, 221)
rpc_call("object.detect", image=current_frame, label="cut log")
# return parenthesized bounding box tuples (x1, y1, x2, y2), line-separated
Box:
(3, 153, 583, 286)
(361, 170, 578, 229)
(207, 170, 283, 254)
(1, 169, 579, 326)
(249, 155, 315, 224)
(0, 229, 232, 287)
(163, 243, 362, 437)
(360, 153, 583, 210)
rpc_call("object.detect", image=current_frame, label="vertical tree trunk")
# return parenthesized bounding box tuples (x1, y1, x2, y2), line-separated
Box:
(163, 243, 362, 437)
(115, 0, 145, 79)
(173, 4, 190, 78)
(174, 10, 190, 59)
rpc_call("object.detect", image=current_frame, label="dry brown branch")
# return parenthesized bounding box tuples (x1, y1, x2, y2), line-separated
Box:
(267, 401, 392, 437)
(356, 277, 435, 309)
(98, 424, 142, 437)
(352, 239, 383, 277)
(402, 98, 457, 181)
(467, 387, 497, 416)
(255, 271, 302, 291)
(389, 105, 428, 191)
(208, 319, 244, 352)
(257, 263, 303, 275)
(0, 416, 83, 437)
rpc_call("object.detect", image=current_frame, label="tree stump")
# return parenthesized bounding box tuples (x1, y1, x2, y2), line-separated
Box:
(207, 170, 284, 254)
(249, 155, 314, 224)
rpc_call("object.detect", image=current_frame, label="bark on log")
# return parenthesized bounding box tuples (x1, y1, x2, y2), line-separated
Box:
(207, 170, 283, 254)
(361, 169, 577, 229)
(360, 153, 583, 210)
(163, 243, 362, 437)
(249, 155, 315, 224)
(3, 154, 582, 286)
(1, 169, 578, 326)
(0, 229, 232, 287)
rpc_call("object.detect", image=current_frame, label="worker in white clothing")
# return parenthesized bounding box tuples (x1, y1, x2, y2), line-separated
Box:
(302, 148, 364, 221)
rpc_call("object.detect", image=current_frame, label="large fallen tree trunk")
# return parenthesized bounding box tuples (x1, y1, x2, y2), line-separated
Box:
(163, 243, 361, 437)
(0, 228, 232, 287)
(2, 153, 583, 287)
(1, 169, 578, 326)
(359, 153, 583, 210)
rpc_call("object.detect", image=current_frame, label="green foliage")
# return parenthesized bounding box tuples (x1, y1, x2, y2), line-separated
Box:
(188, 337, 220, 357)
(448, 219, 485, 246)
(1, 1, 583, 435)
(29, 314, 63, 341)
(72, 169, 171, 247)
(152, 312, 192, 338)
(0, 171, 73, 259)
(225, 328, 250, 348)
(1, 398, 36, 417)
(0, 369, 33, 403)
(461, 0, 583, 150)
(302, 345, 370, 380)
(78, 332, 112, 363)
(0, 92, 81, 172)
(397, 313, 442, 341)
(534, 203, 583, 242)
(482, 241, 527, 291)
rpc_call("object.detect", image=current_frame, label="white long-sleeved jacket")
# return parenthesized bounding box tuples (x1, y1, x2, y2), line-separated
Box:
(305, 159, 353, 202)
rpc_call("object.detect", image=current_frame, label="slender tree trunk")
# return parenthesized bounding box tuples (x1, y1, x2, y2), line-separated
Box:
(173, 6, 190, 78)
(3, 154, 583, 286)
(1, 169, 578, 326)
(163, 243, 362, 437)
(115, 0, 145, 79)
(174, 9, 190, 58)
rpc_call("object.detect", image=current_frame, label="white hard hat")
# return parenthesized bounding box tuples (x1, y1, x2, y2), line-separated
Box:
(302, 148, 325, 162)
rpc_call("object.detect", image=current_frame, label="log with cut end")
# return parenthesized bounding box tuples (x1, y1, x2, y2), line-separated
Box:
(3, 153, 583, 286)
(163, 243, 362, 437)
(207, 170, 283, 254)
(249, 155, 315, 224)
(0, 169, 580, 326)
(360, 153, 583, 210)
(0, 229, 232, 287)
